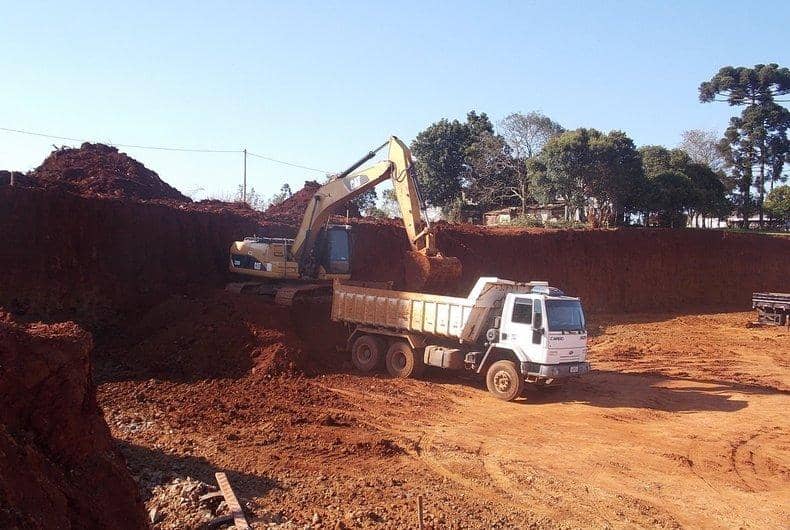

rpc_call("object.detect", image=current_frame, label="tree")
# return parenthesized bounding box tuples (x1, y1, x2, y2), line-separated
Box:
(464, 131, 521, 211)
(638, 145, 692, 177)
(679, 129, 725, 172)
(638, 145, 730, 227)
(379, 188, 401, 218)
(499, 111, 564, 159)
(267, 183, 292, 207)
(699, 64, 790, 106)
(347, 188, 377, 215)
(541, 128, 644, 225)
(684, 162, 732, 226)
(764, 185, 790, 221)
(233, 185, 265, 210)
(699, 64, 790, 226)
(647, 171, 695, 227)
(410, 111, 493, 207)
(481, 111, 564, 215)
(767, 133, 789, 191)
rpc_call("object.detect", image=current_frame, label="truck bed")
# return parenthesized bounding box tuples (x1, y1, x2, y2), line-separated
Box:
(331, 282, 474, 339)
(331, 277, 535, 343)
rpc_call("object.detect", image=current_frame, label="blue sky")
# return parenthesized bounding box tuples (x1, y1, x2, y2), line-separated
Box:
(1, 1, 788, 200)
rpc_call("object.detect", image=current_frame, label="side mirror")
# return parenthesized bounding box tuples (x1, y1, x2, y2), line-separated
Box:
(532, 328, 543, 345)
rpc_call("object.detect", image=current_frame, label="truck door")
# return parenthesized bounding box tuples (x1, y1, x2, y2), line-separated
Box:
(500, 295, 546, 363)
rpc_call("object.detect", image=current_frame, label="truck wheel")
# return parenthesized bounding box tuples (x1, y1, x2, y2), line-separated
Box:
(385, 341, 425, 379)
(351, 335, 384, 373)
(485, 360, 524, 401)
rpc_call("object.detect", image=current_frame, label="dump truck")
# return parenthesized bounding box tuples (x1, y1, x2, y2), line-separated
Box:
(331, 277, 590, 401)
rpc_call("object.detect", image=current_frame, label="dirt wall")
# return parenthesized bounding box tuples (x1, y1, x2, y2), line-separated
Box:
(0, 312, 148, 529)
(1, 186, 788, 326)
(435, 225, 790, 312)
(0, 187, 293, 326)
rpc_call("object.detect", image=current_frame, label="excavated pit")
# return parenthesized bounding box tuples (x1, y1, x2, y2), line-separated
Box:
(2, 144, 789, 527)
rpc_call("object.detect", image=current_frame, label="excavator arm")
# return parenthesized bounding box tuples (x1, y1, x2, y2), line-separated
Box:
(292, 136, 461, 290)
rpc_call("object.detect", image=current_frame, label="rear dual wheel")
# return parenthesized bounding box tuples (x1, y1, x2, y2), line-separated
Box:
(351, 335, 385, 373)
(385, 341, 425, 379)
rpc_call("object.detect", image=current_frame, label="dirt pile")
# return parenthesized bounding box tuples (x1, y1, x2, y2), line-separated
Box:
(264, 180, 320, 220)
(29, 142, 190, 202)
(0, 312, 147, 529)
(97, 291, 307, 382)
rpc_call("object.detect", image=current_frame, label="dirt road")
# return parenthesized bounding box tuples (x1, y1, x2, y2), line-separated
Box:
(97, 312, 789, 529)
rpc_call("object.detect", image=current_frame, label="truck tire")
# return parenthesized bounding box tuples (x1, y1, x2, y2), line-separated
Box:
(351, 335, 385, 373)
(385, 341, 425, 379)
(485, 360, 525, 401)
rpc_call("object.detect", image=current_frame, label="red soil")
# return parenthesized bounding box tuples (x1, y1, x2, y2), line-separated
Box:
(0, 312, 148, 530)
(97, 290, 307, 383)
(29, 143, 190, 202)
(263, 180, 320, 220)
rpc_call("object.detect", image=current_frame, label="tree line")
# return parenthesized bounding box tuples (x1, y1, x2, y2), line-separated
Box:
(407, 63, 790, 229)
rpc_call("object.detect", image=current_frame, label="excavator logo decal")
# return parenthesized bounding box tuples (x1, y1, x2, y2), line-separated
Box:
(343, 174, 369, 192)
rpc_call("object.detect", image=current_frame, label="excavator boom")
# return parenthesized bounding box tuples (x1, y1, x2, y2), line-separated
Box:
(230, 136, 461, 293)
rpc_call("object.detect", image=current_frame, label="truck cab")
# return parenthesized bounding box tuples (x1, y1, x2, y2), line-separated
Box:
(489, 287, 590, 389)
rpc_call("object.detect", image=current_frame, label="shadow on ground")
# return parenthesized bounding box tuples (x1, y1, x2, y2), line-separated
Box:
(116, 440, 278, 500)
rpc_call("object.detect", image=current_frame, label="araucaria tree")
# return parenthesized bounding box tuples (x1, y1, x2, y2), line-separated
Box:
(699, 64, 790, 227)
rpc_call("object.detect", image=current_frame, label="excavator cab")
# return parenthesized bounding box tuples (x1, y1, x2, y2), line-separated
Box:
(315, 224, 351, 276)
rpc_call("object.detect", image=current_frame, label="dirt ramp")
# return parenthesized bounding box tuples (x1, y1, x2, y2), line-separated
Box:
(0, 312, 147, 529)
(29, 142, 190, 202)
(97, 291, 307, 382)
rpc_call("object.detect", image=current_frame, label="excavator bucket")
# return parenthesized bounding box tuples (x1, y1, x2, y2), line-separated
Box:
(403, 251, 463, 293)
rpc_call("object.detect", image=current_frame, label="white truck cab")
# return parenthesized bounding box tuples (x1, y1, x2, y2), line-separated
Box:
(495, 288, 589, 382)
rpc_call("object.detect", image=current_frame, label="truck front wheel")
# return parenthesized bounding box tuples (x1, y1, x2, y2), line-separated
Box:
(385, 341, 425, 379)
(351, 335, 385, 373)
(486, 360, 525, 401)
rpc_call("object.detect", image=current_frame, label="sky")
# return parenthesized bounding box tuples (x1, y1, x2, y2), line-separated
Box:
(1, 1, 788, 201)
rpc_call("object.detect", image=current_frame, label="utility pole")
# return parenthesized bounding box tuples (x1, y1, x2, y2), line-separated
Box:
(242, 148, 247, 203)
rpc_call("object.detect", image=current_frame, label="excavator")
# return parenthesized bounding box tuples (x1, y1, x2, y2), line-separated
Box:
(228, 136, 462, 305)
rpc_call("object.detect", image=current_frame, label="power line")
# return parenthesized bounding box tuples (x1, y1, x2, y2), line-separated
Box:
(0, 126, 331, 172)
(0, 126, 239, 153)
(246, 150, 329, 174)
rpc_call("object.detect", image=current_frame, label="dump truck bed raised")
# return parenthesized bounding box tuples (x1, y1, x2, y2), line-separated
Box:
(331, 277, 534, 343)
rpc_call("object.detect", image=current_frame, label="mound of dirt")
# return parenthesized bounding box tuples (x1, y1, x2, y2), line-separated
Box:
(30, 143, 190, 202)
(0, 311, 147, 529)
(97, 291, 307, 382)
(264, 180, 320, 220)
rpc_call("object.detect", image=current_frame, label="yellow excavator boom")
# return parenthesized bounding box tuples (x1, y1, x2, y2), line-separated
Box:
(230, 136, 461, 292)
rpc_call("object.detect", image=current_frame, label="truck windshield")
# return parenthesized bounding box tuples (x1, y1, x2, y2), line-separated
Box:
(546, 299, 585, 332)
